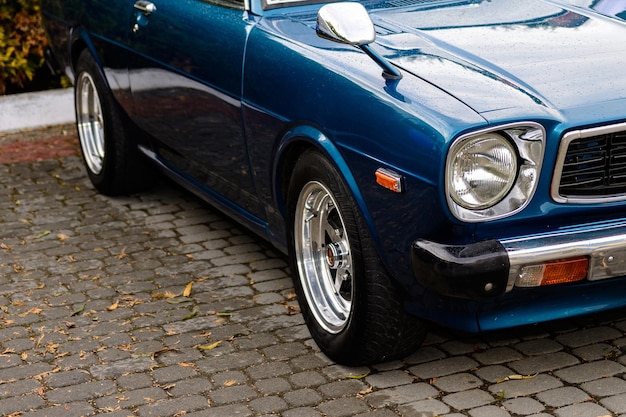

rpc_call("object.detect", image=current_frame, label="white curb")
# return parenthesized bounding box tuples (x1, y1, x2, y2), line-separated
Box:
(0, 88, 75, 133)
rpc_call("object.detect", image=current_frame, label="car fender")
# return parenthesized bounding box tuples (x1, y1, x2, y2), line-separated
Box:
(272, 123, 385, 258)
(68, 27, 99, 77)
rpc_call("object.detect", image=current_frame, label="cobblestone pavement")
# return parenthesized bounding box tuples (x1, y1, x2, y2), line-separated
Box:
(2, 126, 626, 417)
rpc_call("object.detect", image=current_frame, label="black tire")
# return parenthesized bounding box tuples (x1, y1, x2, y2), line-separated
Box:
(74, 49, 153, 195)
(286, 149, 427, 365)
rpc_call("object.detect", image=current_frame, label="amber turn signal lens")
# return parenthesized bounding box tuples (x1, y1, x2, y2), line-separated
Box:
(375, 168, 402, 193)
(516, 256, 588, 287)
(541, 257, 588, 285)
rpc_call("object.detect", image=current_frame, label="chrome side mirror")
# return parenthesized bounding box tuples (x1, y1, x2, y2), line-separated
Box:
(316, 2, 402, 80)
(316, 2, 376, 46)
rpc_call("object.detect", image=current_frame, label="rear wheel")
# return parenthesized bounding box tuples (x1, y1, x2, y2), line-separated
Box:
(287, 149, 427, 365)
(74, 50, 152, 195)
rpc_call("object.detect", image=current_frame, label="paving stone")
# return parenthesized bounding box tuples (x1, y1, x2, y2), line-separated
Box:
(555, 360, 626, 384)
(319, 379, 368, 398)
(90, 357, 156, 379)
(488, 374, 563, 399)
(502, 397, 544, 415)
(509, 352, 579, 375)
(442, 389, 494, 410)
(283, 388, 323, 407)
(116, 373, 154, 390)
(476, 365, 515, 382)
(289, 370, 328, 388)
(212, 370, 248, 387)
(262, 341, 309, 360)
(167, 377, 214, 397)
(514, 337, 563, 356)
(365, 370, 414, 388)
(440, 339, 487, 356)
(432, 372, 483, 392)
(600, 393, 626, 414)
(20, 401, 94, 417)
(196, 351, 265, 373)
(45, 380, 117, 404)
(136, 394, 210, 417)
(185, 403, 252, 417)
(0, 362, 55, 382)
(94, 386, 169, 410)
(553, 402, 611, 417)
(43, 369, 91, 388)
(473, 347, 523, 365)
(255, 377, 292, 395)
(152, 364, 198, 384)
(249, 395, 289, 414)
(354, 410, 404, 417)
(555, 326, 623, 348)
(366, 383, 439, 408)
(317, 397, 370, 417)
(580, 376, 626, 397)
(409, 356, 480, 379)
(247, 361, 293, 379)
(573, 343, 620, 362)
(536, 386, 591, 408)
(467, 405, 510, 417)
(282, 407, 323, 417)
(207, 385, 259, 405)
(0, 379, 41, 398)
(397, 399, 450, 417)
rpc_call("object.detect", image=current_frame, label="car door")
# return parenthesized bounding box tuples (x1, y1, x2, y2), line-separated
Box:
(126, 0, 263, 217)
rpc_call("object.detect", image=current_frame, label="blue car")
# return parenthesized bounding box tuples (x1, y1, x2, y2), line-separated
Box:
(42, 0, 626, 365)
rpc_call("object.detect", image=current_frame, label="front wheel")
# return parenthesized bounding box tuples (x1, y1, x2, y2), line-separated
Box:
(287, 150, 427, 365)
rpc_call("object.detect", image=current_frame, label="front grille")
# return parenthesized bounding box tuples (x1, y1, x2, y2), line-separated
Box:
(557, 127, 626, 200)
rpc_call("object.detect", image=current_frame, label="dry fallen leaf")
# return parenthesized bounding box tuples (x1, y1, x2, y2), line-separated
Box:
(194, 341, 222, 351)
(166, 297, 193, 304)
(107, 300, 119, 311)
(34, 231, 51, 239)
(18, 307, 42, 317)
(152, 291, 179, 300)
(183, 282, 193, 297)
(344, 371, 370, 379)
(358, 386, 373, 395)
(497, 373, 538, 383)
(71, 304, 86, 317)
(183, 306, 200, 320)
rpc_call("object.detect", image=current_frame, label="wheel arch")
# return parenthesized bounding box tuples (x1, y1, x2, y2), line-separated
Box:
(68, 28, 100, 82)
(272, 124, 382, 254)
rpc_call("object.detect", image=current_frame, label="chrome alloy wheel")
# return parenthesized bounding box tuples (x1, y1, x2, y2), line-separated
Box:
(76, 72, 105, 175)
(294, 181, 354, 334)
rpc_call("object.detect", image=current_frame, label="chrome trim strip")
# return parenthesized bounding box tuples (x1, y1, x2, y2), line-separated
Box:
(552, 121, 626, 204)
(501, 220, 626, 291)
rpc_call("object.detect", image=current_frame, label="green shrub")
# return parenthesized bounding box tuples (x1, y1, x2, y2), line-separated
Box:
(0, 0, 47, 95)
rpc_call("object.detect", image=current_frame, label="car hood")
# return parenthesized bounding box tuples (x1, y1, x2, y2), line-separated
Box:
(370, 0, 626, 121)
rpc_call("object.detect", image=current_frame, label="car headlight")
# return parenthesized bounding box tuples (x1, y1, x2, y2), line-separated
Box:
(449, 133, 517, 210)
(446, 123, 545, 222)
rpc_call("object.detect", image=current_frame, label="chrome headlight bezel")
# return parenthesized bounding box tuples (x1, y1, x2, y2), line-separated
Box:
(446, 122, 545, 222)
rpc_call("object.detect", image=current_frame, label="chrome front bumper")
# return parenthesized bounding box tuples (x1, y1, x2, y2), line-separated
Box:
(412, 220, 626, 299)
